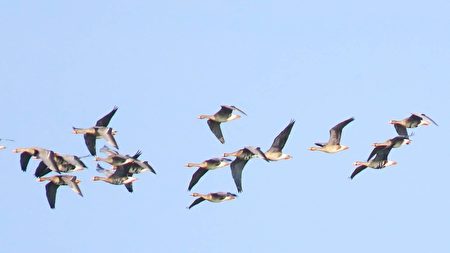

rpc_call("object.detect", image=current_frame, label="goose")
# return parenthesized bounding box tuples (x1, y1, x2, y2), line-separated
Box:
(389, 113, 438, 136)
(188, 192, 237, 209)
(224, 146, 269, 192)
(367, 136, 410, 161)
(264, 120, 295, 161)
(186, 157, 232, 191)
(37, 175, 83, 209)
(72, 106, 119, 156)
(12, 147, 60, 174)
(309, 117, 354, 153)
(34, 153, 87, 178)
(198, 105, 247, 144)
(96, 146, 156, 174)
(93, 164, 137, 193)
(350, 145, 397, 179)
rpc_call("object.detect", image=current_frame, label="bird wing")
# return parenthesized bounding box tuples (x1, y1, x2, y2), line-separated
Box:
(268, 120, 295, 152)
(131, 150, 142, 159)
(414, 113, 438, 126)
(367, 146, 384, 161)
(111, 164, 131, 178)
(394, 124, 409, 137)
(329, 117, 354, 145)
(61, 176, 83, 197)
(20, 152, 32, 172)
(207, 120, 225, 144)
(99, 145, 119, 156)
(245, 146, 270, 162)
(350, 165, 368, 179)
(96, 106, 118, 127)
(45, 182, 59, 209)
(188, 168, 209, 191)
(42, 150, 60, 174)
(34, 161, 52, 178)
(188, 197, 206, 209)
(230, 158, 250, 193)
(216, 106, 234, 118)
(228, 105, 247, 116)
(373, 146, 393, 162)
(96, 164, 114, 177)
(124, 183, 133, 193)
(84, 134, 97, 156)
(99, 128, 119, 149)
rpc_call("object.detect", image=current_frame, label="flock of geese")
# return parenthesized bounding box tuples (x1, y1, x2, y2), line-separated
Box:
(3, 105, 438, 209)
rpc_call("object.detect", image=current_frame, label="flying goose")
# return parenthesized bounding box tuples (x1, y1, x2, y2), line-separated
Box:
(34, 153, 87, 178)
(93, 164, 137, 193)
(186, 157, 232, 191)
(367, 136, 410, 161)
(264, 120, 295, 161)
(389, 113, 438, 136)
(350, 145, 397, 179)
(37, 175, 83, 209)
(13, 147, 60, 174)
(224, 146, 269, 192)
(188, 192, 237, 209)
(72, 106, 119, 156)
(198, 105, 247, 144)
(309, 117, 354, 153)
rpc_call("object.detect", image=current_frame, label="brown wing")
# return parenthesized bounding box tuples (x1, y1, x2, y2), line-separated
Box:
(188, 197, 206, 209)
(350, 165, 368, 179)
(329, 117, 354, 145)
(188, 168, 208, 191)
(96, 106, 118, 127)
(268, 120, 295, 152)
(207, 120, 224, 144)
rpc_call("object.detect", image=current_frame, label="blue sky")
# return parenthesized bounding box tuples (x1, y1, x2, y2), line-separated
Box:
(1, 1, 449, 252)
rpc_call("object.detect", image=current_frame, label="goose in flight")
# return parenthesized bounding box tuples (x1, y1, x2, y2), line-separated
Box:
(198, 105, 247, 144)
(186, 157, 232, 191)
(309, 117, 354, 153)
(350, 145, 397, 179)
(389, 113, 438, 136)
(188, 192, 237, 209)
(72, 106, 119, 156)
(264, 120, 295, 161)
(37, 175, 83, 209)
(224, 146, 269, 192)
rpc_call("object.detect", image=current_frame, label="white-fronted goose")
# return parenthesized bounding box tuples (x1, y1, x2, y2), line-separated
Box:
(309, 117, 354, 153)
(198, 105, 247, 144)
(72, 106, 119, 156)
(12, 147, 60, 174)
(37, 175, 83, 209)
(390, 113, 438, 136)
(186, 157, 232, 191)
(265, 120, 295, 161)
(188, 192, 237, 209)
(96, 146, 156, 175)
(34, 153, 87, 178)
(224, 146, 269, 192)
(350, 145, 397, 179)
(93, 164, 137, 193)
(367, 136, 410, 161)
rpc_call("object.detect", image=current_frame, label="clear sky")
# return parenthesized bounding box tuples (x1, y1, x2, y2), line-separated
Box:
(1, 1, 449, 252)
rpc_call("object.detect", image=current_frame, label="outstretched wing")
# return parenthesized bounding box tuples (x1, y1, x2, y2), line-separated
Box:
(84, 134, 97, 156)
(350, 165, 367, 179)
(96, 106, 118, 127)
(268, 120, 295, 152)
(188, 197, 206, 209)
(45, 182, 59, 209)
(329, 117, 354, 145)
(188, 168, 208, 191)
(230, 158, 249, 193)
(207, 120, 224, 144)
(20, 152, 33, 172)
